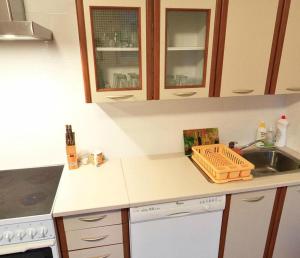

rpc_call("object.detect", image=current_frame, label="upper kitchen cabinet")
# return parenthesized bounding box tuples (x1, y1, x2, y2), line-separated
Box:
(269, 0, 300, 95)
(76, 0, 151, 102)
(214, 0, 283, 97)
(154, 0, 222, 100)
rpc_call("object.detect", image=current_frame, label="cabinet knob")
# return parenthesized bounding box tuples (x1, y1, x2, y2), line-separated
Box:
(4, 231, 14, 242)
(27, 228, 37, 239)
(16, 230, 26, 240)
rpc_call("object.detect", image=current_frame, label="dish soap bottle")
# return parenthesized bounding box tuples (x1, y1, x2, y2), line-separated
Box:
(265, 126, 275, 147)
(275, 115, 289, 147)
(256, 121, 266, 147)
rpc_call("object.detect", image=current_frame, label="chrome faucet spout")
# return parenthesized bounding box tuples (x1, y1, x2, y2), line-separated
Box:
(239, 140, 265, 150)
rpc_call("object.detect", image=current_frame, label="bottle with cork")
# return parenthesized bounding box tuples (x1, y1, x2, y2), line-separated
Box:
(65, 125, 79, 170)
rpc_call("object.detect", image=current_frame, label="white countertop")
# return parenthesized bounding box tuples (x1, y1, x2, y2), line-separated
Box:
(122, 150, 300, 207)
(53, 159, 129, 217)
(122, 153, 212, 207)
(53, 147, 300, 217)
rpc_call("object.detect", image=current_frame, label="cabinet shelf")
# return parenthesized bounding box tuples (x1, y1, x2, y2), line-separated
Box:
(167, 46, 205, 51)
(96, 47, 139, 52)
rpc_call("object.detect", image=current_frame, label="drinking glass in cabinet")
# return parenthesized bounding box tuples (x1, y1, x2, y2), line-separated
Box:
(119, 74, 128, 88)
(128, 73, 139, 88)
(165, 9, 210, 88)
(90, 7, 141, 90)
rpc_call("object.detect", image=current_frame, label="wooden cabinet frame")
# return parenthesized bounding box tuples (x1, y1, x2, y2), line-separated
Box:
(263, 187, 287, 258)
(268, 0, 292, 94)
(265, 0, 288, 95)
(76, 0, 92, 103)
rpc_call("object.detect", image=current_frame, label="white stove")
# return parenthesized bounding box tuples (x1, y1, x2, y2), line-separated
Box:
(0, 165, 63, 258)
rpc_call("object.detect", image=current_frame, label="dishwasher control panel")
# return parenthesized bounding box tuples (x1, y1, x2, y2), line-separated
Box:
(130, 195, 226, 222)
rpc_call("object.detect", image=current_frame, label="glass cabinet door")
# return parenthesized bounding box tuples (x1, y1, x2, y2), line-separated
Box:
(156, 0, 218, 100)
(165, 9, 209, 88)
(90, 7, 141, 91)
(80, 0, 148, 102)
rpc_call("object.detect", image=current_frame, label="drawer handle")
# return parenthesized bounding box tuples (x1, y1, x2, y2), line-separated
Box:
(174, 92, 197, 97)
(106, 94, 134, 100)
(232, 89, 254, 94)
(78, 215, 107, 222)
(242, 196, 265, 202)
(81, 235, 108, 242)
(91, 255, 110, 258)
(286, 87, 300, 92)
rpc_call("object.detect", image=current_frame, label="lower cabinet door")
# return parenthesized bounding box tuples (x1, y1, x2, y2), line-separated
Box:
(68, 244, 124, 258)
(223, 189, 276, 258)
(272, 185, 300, 258)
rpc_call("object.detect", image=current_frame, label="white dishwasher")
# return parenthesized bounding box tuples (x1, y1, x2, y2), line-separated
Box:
(130, 195, 225, 258)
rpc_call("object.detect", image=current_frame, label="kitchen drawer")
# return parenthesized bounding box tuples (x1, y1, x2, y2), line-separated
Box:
(64, 210, 121, 231)
(66, 224, 123, 251)
(69, 243, 124, 258)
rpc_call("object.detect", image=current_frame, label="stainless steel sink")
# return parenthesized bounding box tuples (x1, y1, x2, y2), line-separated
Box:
(242, 148, 300, 177)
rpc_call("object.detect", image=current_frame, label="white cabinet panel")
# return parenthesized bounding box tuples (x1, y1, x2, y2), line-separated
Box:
(219, 0, 279, 97)
(273, 185, 300, 258)
(223, 189, 276, 258)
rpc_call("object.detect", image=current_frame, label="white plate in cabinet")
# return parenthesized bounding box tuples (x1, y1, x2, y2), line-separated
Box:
(63, 210, 121, 231)
(66, 224, 123, 251)
(69, 243, 124, 258)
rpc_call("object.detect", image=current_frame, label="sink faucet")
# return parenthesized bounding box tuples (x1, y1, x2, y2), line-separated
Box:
(229, 140, 265, 151)
(239, 140, 265, 150)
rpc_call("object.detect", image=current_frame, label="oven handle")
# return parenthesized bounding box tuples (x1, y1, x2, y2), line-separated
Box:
(0, 239, 56, 255)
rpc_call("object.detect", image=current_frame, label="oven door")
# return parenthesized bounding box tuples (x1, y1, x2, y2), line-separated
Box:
(0, 239, 59, 258)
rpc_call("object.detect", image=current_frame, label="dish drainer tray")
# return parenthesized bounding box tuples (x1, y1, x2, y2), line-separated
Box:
(192, 144, 254, 184)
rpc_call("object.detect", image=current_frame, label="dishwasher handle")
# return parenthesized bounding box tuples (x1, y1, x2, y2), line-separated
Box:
(166, 212, 191, 218)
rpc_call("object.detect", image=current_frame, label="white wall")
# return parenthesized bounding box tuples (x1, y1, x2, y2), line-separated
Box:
(286, 95, 300, 152)
(0, 0, 297, 170)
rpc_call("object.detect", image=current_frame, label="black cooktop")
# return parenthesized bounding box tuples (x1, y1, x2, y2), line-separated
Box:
(0, 165, 63, 220)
